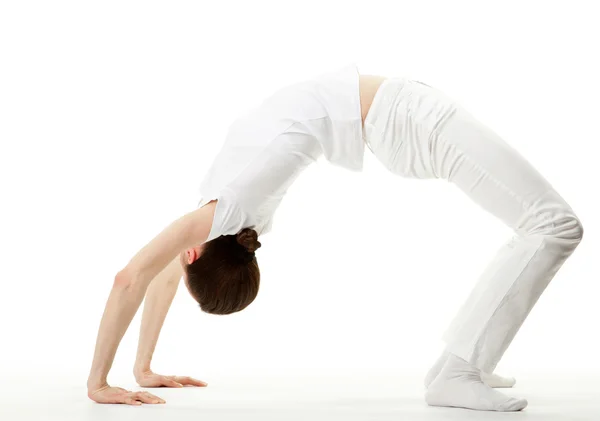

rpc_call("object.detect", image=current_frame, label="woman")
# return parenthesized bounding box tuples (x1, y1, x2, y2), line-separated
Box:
(87, 65, 583, 412)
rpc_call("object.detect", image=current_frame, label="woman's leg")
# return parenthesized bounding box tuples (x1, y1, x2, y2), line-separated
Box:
(423, 101, 583, 411)
(430, 105, 583, 373)
(364, 78, 583, 411)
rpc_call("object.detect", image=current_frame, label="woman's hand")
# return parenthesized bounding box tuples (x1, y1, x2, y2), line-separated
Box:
(135, 370, 208, 388)
(88, 384, 165, 405)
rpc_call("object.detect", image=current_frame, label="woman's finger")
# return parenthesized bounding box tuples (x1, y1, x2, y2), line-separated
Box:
(142, 391, 163, 400)
(161, 377, 183, 387)
(123, 397, 142, 406)
(179, 376, 208, 387)
(141, 391, 165, 403)
(133, 392, 158, 404)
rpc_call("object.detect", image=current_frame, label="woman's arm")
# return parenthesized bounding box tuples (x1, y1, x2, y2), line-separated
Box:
(87, 202, 215, 400)
(132, 257, 208, 388)
(133, 257, 182, 379)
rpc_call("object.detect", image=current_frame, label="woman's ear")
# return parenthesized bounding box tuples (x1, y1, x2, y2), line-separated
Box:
(186, 245, 204, 264)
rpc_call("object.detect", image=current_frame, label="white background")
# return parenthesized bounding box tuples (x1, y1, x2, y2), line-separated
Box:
(1, 0, 598, 392)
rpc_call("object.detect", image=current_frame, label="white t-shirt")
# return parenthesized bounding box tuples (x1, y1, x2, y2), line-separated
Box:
(198, 64, 364, 242)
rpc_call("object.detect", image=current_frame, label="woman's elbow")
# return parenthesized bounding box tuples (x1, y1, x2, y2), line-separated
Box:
(113, 267, 135, 290)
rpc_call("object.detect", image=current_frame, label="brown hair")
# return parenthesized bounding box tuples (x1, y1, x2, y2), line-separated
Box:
(184, 228, 261, 315)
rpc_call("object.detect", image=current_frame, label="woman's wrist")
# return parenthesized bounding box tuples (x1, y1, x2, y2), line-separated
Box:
(133, 361, 152, 379)
(87, 375, 109, 392)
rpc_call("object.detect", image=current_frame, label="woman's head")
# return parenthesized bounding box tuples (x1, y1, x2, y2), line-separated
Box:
(181, 228, 261, 315)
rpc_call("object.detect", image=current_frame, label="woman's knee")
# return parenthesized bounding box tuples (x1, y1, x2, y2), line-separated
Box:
(570, 217, 584, 243)
(551, 214, 584, 244)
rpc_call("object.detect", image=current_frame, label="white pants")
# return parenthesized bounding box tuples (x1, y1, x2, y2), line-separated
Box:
(364, 78, 583, 373)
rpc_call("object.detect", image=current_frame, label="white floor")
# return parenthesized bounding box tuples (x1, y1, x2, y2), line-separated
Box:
(2, 372, 598, 421)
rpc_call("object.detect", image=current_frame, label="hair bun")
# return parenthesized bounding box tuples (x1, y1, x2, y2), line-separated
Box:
(236, 228, 262, 253)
